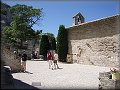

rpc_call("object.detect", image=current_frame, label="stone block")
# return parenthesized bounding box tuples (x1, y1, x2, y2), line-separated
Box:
(99, 72, 120, 89)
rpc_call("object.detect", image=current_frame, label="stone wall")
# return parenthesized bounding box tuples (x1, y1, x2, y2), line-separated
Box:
(1, 40, 40, 72)
(99, 72, 120, 89)
(24, 40, 40, 59)
(1, 46, 22, 72)
(66, 15, 120, 68)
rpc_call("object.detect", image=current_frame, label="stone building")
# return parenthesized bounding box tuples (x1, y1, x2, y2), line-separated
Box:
(66, 12, 120, 68)
(72, 12, 85, 25)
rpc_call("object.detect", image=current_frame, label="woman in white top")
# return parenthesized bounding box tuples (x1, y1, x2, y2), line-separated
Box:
(54, 53, 59, 69)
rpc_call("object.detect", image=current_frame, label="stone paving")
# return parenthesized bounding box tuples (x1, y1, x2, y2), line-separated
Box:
(12, 60, 111, 89)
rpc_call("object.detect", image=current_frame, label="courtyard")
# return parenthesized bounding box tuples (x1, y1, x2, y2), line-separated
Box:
(12, 60, 110, 89)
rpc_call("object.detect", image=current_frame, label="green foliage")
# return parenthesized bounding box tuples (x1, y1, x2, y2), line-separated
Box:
(3, 4, 43, 49)
(57, 25, 68, 62)
(10, 4, 43, 27)
(2, 26, 15, 45)
(43, 33, 56, 50)
(3, 16, 32, 47)
(51, 37, 56, 50)
(39, 35, 50, 58)
(1, 9, 7, 15)
(43, 33, 54, 37)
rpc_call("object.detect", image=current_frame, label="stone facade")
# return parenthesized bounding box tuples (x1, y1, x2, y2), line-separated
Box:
(72, 12, 85, 25)
(22, 40, 40, 59)
(66, 15, 120, 68)
(99, 72, 120, 89)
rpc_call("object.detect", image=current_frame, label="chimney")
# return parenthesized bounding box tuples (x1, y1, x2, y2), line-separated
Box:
(72, 12, 85, 26)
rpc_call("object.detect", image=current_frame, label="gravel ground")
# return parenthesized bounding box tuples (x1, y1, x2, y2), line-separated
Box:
(12, 60, 110, 89)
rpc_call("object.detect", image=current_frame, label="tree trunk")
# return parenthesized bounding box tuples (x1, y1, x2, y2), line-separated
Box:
(20, 39, 23, 54)
(33, 39, 37, 51)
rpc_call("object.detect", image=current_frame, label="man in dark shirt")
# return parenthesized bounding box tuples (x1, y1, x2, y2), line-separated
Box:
(21, 50, 27, 72)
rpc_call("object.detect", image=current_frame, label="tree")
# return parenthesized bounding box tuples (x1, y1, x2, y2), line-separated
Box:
(10, 4, 43, 28)
(43, 33, 54, 38)
(51, 37, 56, 50)
(3, 4, 43, 49)
(57, 25, 68, 62)
(39, 35, 50, 59)
(43, 33, 56, 50)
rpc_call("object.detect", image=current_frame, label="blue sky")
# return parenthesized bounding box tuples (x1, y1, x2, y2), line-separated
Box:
(2, 0, 120, 37)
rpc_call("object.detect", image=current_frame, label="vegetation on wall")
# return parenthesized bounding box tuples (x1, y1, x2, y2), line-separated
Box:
(57, 25, 68, 62)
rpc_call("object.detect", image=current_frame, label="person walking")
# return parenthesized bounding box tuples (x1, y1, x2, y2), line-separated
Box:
(21, 50, 27, 72)
(47, 52, 54, 70)
(53, 52, 59, 69)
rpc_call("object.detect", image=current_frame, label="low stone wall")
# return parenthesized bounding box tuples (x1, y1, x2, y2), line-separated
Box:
(1, 46, 22, 72)
(99, 72, 120, 89)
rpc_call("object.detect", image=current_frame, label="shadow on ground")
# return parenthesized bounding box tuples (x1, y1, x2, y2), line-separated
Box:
(1, 78, 40, 89)
(25, 71, 33, 74)
(13, 78, 40, 89)
(27, 59, 45, 61)
(58, 67, 63, 69)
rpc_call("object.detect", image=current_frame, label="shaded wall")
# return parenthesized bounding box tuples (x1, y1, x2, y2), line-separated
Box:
(1, 46, 22, 72)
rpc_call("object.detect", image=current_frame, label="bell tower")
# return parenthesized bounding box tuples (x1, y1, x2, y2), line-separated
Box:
(72, 12, 85, 25)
